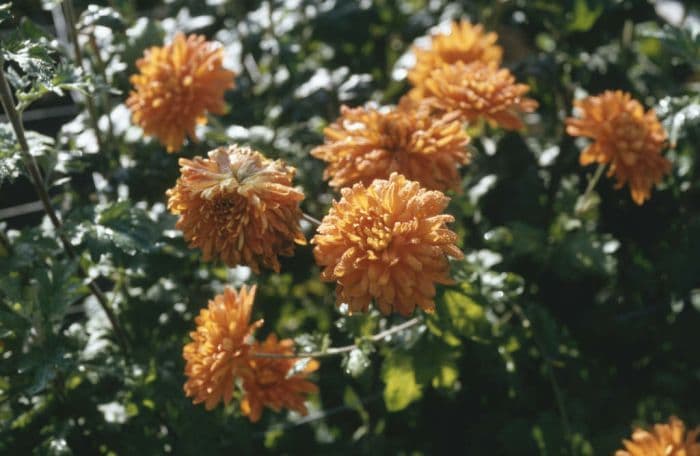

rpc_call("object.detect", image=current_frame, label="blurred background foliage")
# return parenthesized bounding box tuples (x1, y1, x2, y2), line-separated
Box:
(0, 0, 699, 454)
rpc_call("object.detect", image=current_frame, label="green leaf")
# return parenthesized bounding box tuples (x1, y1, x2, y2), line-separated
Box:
(0, 3, 12, 26)
(567, 0, 603, 32)
(34, 260, 84, 325)
(440, 290, 488, 339)
(73, 201, 163, 258)
(639, 24, 700, 68)
(381, 351, 422, 412)
(78, 5, 126, 32)
(413, 337, 460, 390)
(0, 123, 21, 184)
(657, 95, 700, 147)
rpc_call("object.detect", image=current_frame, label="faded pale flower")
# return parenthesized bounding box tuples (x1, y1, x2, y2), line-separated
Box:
(616, 416, 700, 456)
(127, 33, 236, 152)
(312, 173, 464, 316)
(167, 145, 306, 273)
(566, 90, 670, 205)
(239, 334, 319, 422)
(411, 61, 537, 130)
(311, 102, 470, 192)
(183, 286, 262, 410)
(409, 20, 502, 90)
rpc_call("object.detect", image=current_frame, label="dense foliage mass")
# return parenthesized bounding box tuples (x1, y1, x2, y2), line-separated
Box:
(1, 0, 699, 454)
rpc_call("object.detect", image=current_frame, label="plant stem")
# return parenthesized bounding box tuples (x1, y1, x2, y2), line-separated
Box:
(60, 0, 105, 153)
(0, 59, 129, 354)
(578, 163, 606, 205)
(512, 304, 574, 454)
(302, 212, 322, 227)
(88, 32, 115, 147)
(252, 317, 422, 359)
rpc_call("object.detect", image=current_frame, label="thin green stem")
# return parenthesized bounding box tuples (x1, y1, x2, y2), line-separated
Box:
(252, 317, 422, 359)
(60, 0, 104, 153)
(576, 163, 606, 214)
(88, 32, 115, 147)
(512, 304, 574, 454)
(0, 58, 129, 354)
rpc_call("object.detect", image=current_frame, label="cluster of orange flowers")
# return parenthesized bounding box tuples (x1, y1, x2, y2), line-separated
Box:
(182, 285, 318, 421)
(125, 20, 676, 424)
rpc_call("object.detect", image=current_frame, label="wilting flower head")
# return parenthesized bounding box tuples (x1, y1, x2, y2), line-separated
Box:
(127, 33, 236, 152)
(410, 61, 537, 130)
(167, 145, 306, 273)
(408, 20, 502, 89)
(311, 102, 470, 192)
(566, 90, 670, 205)
(312, 173, 464, 316)
(239, 334, 319, 422)
(616, 416, 700, 456)
(183, 286, 263, 410)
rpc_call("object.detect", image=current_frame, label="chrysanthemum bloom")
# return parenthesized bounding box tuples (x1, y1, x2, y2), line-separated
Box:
(183, 286, 263, 410)
(411, 61, 537, 130)
(566, 90, 671, 205)
(408, 20, 502, 90)
(127, 33, 236, 152)
(616, 416, 700, 456)
(167, 145, 306, 273)
(311, 103, 470, 192)
(239, 334, 319, 422)
(312, 172, 464, 316)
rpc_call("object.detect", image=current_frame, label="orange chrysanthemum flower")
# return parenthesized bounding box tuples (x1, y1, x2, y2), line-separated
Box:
(239, 334, 319, 423)
(566, 90, 671, 205)
(410, 61, 537, 130)
(127, 33, 236, 152)
(408, 20, 502, 90)
(311, 103, 470, 192)
(616, 416, 700, 456)
(183, 286, 263, 410)
(166, 145, 306, 273)
(312, 173, 464, 316)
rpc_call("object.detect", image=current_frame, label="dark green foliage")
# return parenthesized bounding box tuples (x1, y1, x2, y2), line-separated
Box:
(1, 0, 699, 454)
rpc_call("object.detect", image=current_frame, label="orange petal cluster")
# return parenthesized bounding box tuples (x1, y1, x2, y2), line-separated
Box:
(412, 61, 538, 129)
(311, 103, 470, 192)
(127, 33, 236, 152)
(183, 286, 318, 421)
(616, 416, 700, 456)
(166, 145, 306, 273)
(312, 173, 464, 316)
(408, 20, 502, 90)
(240, 334, 319, 422)
(566, 90, 670, 205)
(183, 286, 262, 410)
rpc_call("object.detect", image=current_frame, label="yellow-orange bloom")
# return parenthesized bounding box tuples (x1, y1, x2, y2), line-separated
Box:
(411, 61, 537, 130)
(166, 145, 306, 273)
(127, 33, 236, 152)
(312, 173, 464, 316)
(566, 90, 670, 205)
(616, 416, 700, 456)
(311, 103, 470, 192)
(408, 20, 502, 89)
(240, 334, 319, 423)
(183, 286, 262, 410)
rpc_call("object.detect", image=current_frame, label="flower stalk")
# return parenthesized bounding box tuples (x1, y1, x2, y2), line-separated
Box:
(251, 316, 422, 359)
